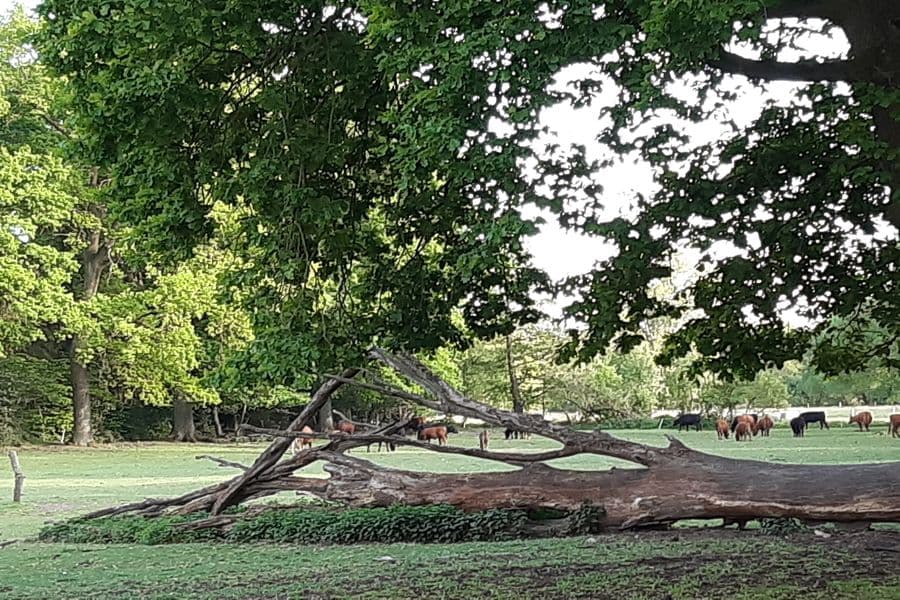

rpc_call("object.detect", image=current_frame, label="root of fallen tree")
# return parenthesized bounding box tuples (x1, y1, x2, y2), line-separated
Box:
(83, 351, 900, 531)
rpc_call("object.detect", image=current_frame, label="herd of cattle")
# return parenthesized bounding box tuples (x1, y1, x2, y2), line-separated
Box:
(287, 410, 900, 455)
(289, 415, 536, 455)
(673, 411, 900, 441)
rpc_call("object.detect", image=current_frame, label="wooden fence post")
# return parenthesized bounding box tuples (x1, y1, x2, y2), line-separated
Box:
(8, 451, 24, 502)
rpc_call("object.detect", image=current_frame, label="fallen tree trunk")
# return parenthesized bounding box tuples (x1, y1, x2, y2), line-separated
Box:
(81, 351, 900, 529)
(311, 448, 900, 528)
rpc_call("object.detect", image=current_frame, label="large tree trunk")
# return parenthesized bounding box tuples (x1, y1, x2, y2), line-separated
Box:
(69, 197, 108, 446)
(172, 398, 197, 442)
(69, 337, 92, 446)
(311, 447, 900, 528)
(211, 405, 224, 438)
(505, 335, 525, 414)
(318, 398, 335, 431)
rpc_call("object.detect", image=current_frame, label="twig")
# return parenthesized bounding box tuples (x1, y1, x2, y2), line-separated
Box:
(324, 373, 431, 406)
(195, 455, 249, 471)
(240, 424, 331, 439)
(332, 434, 583, 466)
(0, 540, 18, 549)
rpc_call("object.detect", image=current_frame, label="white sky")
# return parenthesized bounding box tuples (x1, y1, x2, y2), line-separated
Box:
(5, 1, 890, 329)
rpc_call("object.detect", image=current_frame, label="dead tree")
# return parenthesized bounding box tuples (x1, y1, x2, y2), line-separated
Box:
(82, 351, 900, 530)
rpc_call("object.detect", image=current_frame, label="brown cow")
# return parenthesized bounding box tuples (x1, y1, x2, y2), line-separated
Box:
(478, 430, 490, 451)
(849, 411, 873, 432)
(418, 426, 448, 445)
(335, 421, 356, 435)
(730, 414, 757, 433)
(290, 425, 315, 456)
(734, 421, 753, 442)
(889, 414, 900, 438)
(716, 419, 730, 440)
(753, 415, 774, 437)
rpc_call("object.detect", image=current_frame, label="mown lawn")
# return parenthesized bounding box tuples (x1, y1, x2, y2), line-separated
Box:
(1, 427, 898, 599)
(2, 426, 899, 540)
(2, 531, 899, 599)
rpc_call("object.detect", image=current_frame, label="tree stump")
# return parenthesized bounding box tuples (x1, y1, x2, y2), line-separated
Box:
(7, 451, 24, 503)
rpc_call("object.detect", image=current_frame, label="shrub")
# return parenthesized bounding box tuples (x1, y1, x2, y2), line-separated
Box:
(759, 518, 807, 536)
(40, 505, 535, 546)
(599, 416, 719, 430)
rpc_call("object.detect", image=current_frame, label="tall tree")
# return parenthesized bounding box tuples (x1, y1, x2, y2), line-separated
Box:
(38, 1, 550, 393)
(0, 8, 105, 444)
(2, 9, 251, 444)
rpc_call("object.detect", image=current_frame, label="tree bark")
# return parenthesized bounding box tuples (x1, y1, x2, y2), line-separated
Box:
(172, 397, 197, 442)
(318, 398, 335, 432)
(70, 338, 92, 446)
(505, 335, 525, 414)
(69, 192, 108, 446)
(303, 448, 900, 528)
(8, 451, 25, 503)
(211, 405, 224, 438)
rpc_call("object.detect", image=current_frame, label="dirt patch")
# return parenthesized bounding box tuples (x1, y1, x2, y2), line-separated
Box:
(229, 529, 900, 600)
(37, 503, 79, 514)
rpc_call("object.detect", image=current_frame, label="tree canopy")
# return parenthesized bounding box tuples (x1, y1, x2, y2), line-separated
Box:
(36, 1, 899, 386)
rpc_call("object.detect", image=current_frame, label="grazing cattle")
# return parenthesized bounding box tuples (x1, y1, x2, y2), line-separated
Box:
(504, 428, 531, 440)
(734, 421, 753, 441)
(730, 414, 757, 433)
(290, 425, 315, 456)
(419, 422, 458, 434)
(335, 421, 356, 435)
(673, 413, 702, 432)
(367, 433, 398, 453)
(418, 426, 448, 445)
(399, 416, 426, 436)
(790, 416, 806, 437)
(715, 419, 730, 440)
(478, 430, 490, 451)
(849, 411, 873, 432)
(799, 411, 829, 430)
(890, 414, 900, 438)
(753, 415, 774, 437)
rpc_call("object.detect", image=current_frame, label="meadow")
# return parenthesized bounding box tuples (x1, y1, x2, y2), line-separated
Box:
(1, 426, 899, 599)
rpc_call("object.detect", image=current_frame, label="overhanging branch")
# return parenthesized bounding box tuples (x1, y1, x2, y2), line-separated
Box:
(714, 51, 871, 83)
(761, 0, 841, 21)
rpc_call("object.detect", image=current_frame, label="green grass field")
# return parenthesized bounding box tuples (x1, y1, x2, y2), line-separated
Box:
(1, 427, 899, 599)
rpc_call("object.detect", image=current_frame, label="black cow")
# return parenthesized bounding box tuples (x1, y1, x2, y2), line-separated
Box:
(504, 428, 531, 440)
(367, 432, 400, 453)
(799, 411, 829, 430)
(673, 413, 702, 432)
(790, 416, 806, 437)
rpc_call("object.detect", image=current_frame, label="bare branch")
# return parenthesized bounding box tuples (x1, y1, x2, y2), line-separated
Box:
(369, 349, 668, 466)
(714, 51, 874, 84)
(331, 409, 376, 430)
(240, 424, 331, 440)
(760, 0, 841, 21)
(210, 367, 360, 515)
(332, 434, 584, 466)
(40, 113, 71, 138)
(324, 373, 437, 407)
